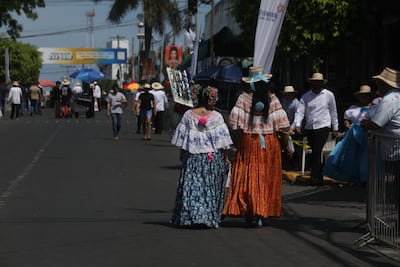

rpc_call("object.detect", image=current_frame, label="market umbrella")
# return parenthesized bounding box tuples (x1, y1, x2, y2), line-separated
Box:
(39, 79, 56, 87)
(213, 64, 242, 83)
(69, 68, 105, 83)
(125, 82, 139, 91)
(193, 64, 242, 83)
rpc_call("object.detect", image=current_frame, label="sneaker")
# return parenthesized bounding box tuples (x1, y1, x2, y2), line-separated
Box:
(113, 136, 119, 140)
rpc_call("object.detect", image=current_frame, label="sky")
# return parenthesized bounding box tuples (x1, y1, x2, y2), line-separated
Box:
(5, 0, 212, 82)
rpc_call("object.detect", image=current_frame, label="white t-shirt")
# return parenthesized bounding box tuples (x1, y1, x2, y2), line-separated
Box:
(106, 92, 126, 114)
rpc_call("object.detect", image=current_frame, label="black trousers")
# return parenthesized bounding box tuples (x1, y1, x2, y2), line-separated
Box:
(10, 104, 20, 119)
(304, 127, 330, 182)
(154, 111, 165, 134)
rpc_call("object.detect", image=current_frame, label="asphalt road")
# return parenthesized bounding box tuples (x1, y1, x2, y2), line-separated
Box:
(0, 108, 399, 267)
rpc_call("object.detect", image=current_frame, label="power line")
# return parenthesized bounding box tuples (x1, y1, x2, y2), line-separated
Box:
(16, 20, 136, 39)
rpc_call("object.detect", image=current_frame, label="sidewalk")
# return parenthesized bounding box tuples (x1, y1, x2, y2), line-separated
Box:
(280, 170, 400, 264)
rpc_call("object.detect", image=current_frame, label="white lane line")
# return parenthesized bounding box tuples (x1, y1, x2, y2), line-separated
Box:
(0, 124, 61, 208)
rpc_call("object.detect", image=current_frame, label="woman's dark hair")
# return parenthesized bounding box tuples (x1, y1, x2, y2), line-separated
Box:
(248, 81, 272, 128)
(196, 86, 218, 110)
(168, 46, 178, 59)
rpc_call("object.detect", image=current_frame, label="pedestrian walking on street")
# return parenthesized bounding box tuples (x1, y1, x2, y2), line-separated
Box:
(29, 82, 41, 116)
(150, 81, 169, 134)
(293, 72, 339, 186)
(222, 66, 291, 227)
(171, 86, 233, 229)
(106, 84, 127, 140)
(138, 83, 155, 140)
(51, 81, 62, 118)
(7, 81, 22, 120)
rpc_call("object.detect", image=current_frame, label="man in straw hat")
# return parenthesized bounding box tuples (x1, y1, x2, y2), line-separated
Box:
(294, 72, 339, 186)
(281, 85, 299, 129)
(150, 81, 168, 134)
(7, 81, 22, 119)
(281, 85, 300, 170)
(361, 67, 400, 136)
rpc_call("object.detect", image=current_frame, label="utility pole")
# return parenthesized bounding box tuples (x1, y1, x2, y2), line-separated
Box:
(86, 9, 95, 48)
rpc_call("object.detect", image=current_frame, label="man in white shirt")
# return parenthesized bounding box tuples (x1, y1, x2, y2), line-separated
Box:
(150, 82, 169, 134)
(93, 81, 102, 111)
(294, 73, 339, 186)
(7, 81, 22, 119)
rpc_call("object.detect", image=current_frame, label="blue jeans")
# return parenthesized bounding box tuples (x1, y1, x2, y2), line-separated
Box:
(111, 113, 122, 137)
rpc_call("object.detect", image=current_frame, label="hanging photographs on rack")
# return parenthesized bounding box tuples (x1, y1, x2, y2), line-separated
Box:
(166, 67, 193, 107)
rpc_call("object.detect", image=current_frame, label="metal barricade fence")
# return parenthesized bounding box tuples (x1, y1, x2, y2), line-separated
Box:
(358, 131, 400, 248)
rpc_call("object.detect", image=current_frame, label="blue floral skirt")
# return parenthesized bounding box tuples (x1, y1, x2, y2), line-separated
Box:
(171, 150, 225, 228)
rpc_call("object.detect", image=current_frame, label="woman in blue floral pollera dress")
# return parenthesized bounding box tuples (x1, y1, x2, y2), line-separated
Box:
(171, 86, 233, 228)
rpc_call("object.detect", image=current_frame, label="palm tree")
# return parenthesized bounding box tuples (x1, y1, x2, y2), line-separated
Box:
(94, 0, 182, 59)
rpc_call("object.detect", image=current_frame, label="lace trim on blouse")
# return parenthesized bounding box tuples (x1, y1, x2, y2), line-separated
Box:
(171, 110, 233, 154)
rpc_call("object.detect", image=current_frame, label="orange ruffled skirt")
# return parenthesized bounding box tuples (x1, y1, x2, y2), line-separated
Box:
(223, 133, 282, 218)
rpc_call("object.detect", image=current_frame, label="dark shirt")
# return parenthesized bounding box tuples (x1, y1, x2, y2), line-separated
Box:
(139, 91, 154, 111)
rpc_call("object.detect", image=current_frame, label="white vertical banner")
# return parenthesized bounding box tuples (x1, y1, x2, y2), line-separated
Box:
(190, 38, 199, 79)
(253, 0, 289, 73)
(5, 47, 10, 83)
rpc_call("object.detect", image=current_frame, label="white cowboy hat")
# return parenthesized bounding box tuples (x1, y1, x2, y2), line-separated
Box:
(151, 82, 164, 90)
(308, 72, 327, 84)
(354, 85, 372, 95)
(143, 83, 151, 90)
(242, 66, 272, 83)
(283, 85, 297, 94)
(372, 67, 400, 89)
(12, 81, 20, 87)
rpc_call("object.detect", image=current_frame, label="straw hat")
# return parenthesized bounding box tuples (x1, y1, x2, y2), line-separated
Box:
(151, 82, 164, 90)
(143, 83, 151, 90)
(308, 72, 327, 84)
(283, 85, 297, 94)
(12, 81, 20, 87)
(242, 66, 272, 83)
(75, 82, 81, 86)
(354, 85, 372, 95)
(62, 79, 70, 86)
(372, 67, 400, 89)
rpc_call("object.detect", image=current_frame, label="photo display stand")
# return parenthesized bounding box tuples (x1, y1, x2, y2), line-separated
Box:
(166, 67, 193, 108)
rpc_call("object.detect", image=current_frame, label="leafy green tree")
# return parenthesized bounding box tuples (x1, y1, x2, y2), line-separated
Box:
(0, 38, 42, 85)
(0, 0, 45, 40)
(94, 0, 182, 58)
(232, 0, 370, 70)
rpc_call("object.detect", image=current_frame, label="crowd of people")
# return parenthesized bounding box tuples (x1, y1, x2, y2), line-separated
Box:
(2, 65, 399, 230)
(0, 80, 47, 119)
(169, 65, 400, 229)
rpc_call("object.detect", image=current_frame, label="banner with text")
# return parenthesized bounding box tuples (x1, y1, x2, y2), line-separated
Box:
(39, 47, 128, 65)
(253, 0, 289, 73)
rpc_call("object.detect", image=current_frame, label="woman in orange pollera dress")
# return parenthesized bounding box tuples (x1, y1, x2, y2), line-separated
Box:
(223, 66, 292, 226)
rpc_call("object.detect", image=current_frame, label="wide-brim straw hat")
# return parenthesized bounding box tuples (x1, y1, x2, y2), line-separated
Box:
(283, 85, 297, 94)
(242, 66, 272, 83)
(143, 83, 151, 90)
(151, 82, 164, 90)
(354, 85, 372, 96)
(62, 79, 70, 86)
(308, 72, 327, 84)
(12, 81, 20, 87)
(372, 67, 400, 89)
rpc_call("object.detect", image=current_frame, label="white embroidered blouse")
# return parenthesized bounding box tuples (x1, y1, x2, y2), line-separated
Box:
(171, 109, 233, 154)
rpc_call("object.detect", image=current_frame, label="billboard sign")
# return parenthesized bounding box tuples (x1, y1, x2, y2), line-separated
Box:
(39, 47, 128, 64)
